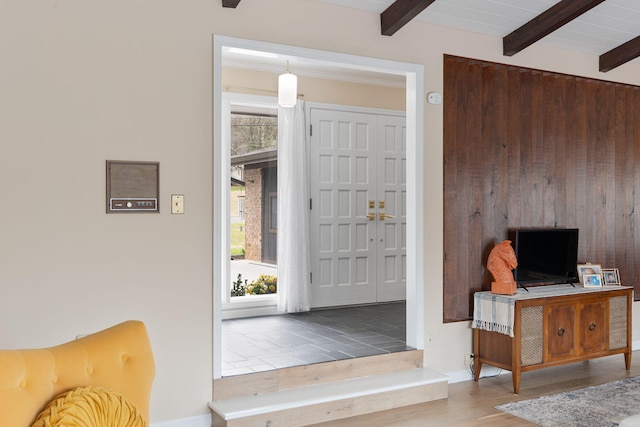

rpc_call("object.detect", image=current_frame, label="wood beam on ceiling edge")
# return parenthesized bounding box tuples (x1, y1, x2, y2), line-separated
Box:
(381, 0, 436, 36)
(503, 0, 606, 56)
(600, 36, 640, 72)
(222, 0, 241, 8)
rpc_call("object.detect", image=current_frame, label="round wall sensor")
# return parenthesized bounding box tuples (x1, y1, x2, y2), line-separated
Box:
(427, 92, 442, 105)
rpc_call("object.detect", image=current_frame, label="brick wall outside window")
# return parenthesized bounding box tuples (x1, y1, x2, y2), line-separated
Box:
(244, 168, 263, 261)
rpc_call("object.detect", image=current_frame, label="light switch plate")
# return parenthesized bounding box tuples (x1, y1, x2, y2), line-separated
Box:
(427, 92, 442, 105)
(171, 194, 184, 214)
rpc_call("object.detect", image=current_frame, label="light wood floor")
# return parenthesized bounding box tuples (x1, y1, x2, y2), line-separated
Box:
(311, 352, 639, 426)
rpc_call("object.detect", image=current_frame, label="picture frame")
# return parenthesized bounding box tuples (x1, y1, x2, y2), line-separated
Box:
(602, 268, 621, 286)
(577, 263, 602, 284)
(583, 273, 602, 287)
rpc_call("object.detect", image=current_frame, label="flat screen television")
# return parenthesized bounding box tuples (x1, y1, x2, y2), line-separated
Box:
(509, 228, 579, 289)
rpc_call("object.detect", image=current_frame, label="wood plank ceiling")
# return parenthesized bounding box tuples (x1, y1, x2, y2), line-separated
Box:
(224, 0, 640, 72)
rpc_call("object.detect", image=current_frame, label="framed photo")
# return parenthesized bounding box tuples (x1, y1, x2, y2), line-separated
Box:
(602, 268, 621, 286)
(577, 263, 602, 284)
(583, 273, 602, 287)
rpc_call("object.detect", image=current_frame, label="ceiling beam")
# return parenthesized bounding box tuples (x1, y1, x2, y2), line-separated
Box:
(222, 0, 241, 7)
(599, 36, 640, 72)
(381, 0, 436, 36)
(503, 0, 605, 56)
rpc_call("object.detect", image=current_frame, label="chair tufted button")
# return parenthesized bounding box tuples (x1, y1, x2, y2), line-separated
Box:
(51, 375, 58, 384)
(19, 380, 26, 389)
(86, 367, 93, 375)
(121, 354, 129, 362)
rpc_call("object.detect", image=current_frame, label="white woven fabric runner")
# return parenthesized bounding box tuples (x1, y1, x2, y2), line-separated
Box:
(473, 293, 516, 336)
(472, 284, 630, 338)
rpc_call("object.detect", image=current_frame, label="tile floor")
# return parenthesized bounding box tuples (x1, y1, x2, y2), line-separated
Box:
(222, 302, 413, 376)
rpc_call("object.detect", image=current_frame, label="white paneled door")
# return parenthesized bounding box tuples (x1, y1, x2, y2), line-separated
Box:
(309, 107, 406, 308)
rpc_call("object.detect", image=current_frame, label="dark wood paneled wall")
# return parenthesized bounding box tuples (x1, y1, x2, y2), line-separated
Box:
(443, 55, 640, 322)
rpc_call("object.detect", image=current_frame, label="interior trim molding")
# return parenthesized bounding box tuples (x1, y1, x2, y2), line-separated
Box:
(213, 35, 425, 379)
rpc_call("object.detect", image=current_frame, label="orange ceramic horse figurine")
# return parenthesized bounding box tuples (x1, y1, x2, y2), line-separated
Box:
(487, 240, 518, 295)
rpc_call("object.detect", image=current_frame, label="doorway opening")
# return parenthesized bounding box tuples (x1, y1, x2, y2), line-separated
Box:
(213, 35, 425, 379)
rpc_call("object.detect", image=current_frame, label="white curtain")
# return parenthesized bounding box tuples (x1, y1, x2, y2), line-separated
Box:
(277, 100, 310, 312)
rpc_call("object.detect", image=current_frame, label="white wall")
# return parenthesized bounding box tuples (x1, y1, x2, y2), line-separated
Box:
(2, 0, 640, 423)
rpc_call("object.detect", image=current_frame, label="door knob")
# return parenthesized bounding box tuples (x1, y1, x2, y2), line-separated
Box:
(379, 212, 395, 220)
(366, 213, 376, 221)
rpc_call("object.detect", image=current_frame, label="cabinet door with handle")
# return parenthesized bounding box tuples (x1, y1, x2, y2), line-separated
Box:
(579, 300, 607, 354)
(545, 303, 577, 361)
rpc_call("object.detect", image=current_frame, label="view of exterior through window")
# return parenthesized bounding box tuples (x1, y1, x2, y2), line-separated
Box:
(229, 112, 278, 297)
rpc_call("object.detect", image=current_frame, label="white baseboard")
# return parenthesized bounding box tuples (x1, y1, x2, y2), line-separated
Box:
(446, 365, 507, 384)
(151, 414, 211, 427)
(446, 369, 471, 384)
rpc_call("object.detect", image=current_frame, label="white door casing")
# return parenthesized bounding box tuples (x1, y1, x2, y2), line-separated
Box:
(309, 107, 406, 308)
(213, 35, 425, 379)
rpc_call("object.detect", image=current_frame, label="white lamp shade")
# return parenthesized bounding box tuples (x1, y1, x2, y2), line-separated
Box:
(278, 72, 297, 107)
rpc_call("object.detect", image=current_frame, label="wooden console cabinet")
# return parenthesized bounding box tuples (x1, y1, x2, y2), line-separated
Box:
(473, 286, 632, 393)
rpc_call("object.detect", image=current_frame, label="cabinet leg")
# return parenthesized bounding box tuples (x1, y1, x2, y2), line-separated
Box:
(625, 351, 632, 370)
(473, 358, 482, 381)
(512, 372, 520, 394)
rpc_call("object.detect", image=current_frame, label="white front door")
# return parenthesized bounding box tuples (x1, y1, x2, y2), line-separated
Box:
(375, 114, 407, 302)
(309, 107, 406, 308)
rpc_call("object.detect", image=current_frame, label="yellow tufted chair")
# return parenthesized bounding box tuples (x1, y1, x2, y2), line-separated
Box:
(0, 320, 155, 427)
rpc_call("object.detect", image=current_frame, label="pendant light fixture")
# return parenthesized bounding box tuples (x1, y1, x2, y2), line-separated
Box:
(278, 60, 297, 107)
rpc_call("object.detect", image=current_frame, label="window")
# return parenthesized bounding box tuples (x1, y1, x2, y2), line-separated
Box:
(230, 113, 277, 156)
(226, 101, 279, 302)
